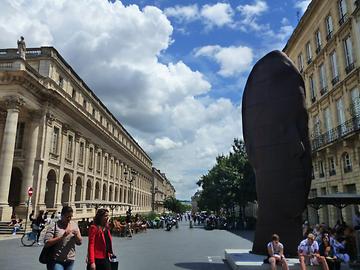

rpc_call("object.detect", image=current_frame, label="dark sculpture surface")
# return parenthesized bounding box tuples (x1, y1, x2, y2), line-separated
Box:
(242, 50, 312, 256)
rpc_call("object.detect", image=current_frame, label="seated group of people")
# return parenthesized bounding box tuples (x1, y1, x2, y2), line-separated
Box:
(110, 213, 147, 237)
(266, 231, 351, 270)
(8, 214, 23, 235)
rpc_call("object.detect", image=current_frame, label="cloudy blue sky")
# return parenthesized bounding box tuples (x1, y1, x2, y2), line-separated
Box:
(0, 0, 311, 200)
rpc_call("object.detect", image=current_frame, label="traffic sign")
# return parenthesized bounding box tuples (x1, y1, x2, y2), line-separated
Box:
(27, 187, 33, 197)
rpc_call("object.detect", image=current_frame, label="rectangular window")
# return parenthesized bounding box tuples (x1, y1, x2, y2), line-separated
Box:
(92, 108, 96, 117)
(104, 156, 108, 175)
(67, 135, 73, 159)
(330, 51, 339, 84)
(89, 148, 94, 168)
(315, 30, 322, 52)
(298, 53, 304, 71)
(83, 99, 87, 109)
(309, 75, 316, 102)
(326, 15, 334, 39)
(344, 36, 354, 72)
(79, 142, 84, 164)
(51, 127, 59, 154)
(15, 122, 25, 150)
(72, 89, 76, 99)
(351, 88, 360, 116)
(97, 152, 101, 172)
(337, 98, 346, 134)
(306, 42, 312, 63)
(339, 0, 348, 22)
(328, 157, 336, 176)
(324, 107, 332, 132)
(313, 115, 321, 136)
(110, 159, 114, 176)
(319, 64, 327, 94)
(319, 160, 325, 177)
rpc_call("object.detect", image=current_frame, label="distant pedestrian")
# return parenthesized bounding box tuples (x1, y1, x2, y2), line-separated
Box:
(44, 206, 82, 270)
(33, 210, 45, 245)
(87, 209, 115, 270)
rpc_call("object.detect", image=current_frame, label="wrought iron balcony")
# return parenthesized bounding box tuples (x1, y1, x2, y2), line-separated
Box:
(344, 166, 352, 173)
(315, 46, 321, 54)
(307, 58, 312, 65)
(331, 76, 339, 86)
(345, 63, 355, 74)
(329, 170, 336, 176)
(320, 87, 328, 96)
(339, 14, 348, 26)
(311, 114, 360, 152)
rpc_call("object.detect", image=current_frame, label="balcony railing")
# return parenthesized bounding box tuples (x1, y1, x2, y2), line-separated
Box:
(331, 76, 339, 86)
(329, 170, 336, 176)
(339, 14, 348, 26)
(311, 114, 360, 151)
(307, 58, 312, 64)
(345, 63, 355, 74)
(320, 86, 328, 96)
(316, 46, 321, 54)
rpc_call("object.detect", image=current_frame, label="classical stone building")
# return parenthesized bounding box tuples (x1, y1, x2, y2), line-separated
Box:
(0, 46, 160, 221)
(284, 0, 360, 226)
(152, 168, 176, 213)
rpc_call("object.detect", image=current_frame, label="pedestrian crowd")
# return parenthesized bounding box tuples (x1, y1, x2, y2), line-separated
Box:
(266, 219, 359, 270)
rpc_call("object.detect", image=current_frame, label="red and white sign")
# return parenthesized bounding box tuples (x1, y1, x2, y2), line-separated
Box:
(27, 187, 33, 197)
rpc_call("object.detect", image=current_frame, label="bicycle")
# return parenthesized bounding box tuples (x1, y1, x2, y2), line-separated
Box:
(21, 229, 37, 246)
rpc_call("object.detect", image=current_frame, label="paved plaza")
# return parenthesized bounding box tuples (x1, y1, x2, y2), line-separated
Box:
(0, 221, 253, 270)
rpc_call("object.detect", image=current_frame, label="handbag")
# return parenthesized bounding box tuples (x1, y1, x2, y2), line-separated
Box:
(39, 222, 57, 264)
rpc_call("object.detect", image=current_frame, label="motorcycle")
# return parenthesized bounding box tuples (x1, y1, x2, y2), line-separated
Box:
(165, 217, 176, 231)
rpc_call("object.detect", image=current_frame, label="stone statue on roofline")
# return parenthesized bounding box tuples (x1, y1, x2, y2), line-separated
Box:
(17, 36, 26, 60)
(242, 50, 312, 256)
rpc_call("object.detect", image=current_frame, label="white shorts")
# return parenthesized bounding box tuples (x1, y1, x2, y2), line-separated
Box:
(304, 257, 319, 265)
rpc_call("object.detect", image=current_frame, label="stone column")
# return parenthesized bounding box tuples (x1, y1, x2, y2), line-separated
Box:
(0, 96, 24, 220)
(36, 112, 54, 209)
(20, 111, 41, 205)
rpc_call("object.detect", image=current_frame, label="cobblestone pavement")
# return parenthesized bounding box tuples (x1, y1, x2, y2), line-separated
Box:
(0, 221, 253, 270)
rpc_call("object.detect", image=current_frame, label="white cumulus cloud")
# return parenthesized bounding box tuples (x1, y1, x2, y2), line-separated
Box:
(200, 3, 234, 29)
(164, 4, 199, 22)
(195, 45, 254, 77)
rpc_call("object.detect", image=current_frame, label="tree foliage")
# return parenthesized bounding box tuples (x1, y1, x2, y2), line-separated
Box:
(164, 197, 190, 213)
(196, 139, 256, 214)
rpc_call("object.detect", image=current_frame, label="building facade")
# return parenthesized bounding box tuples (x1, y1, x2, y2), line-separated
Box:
(152, 168, 176, 213)
(0, 46, 169, 221)
(284, 0, 360, 227)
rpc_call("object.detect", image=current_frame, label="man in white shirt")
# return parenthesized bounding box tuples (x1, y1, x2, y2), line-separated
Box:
(298, 233, 329, 270)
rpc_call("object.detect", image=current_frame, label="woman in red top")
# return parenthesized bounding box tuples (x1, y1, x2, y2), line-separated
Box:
(87, 209, 114, 270)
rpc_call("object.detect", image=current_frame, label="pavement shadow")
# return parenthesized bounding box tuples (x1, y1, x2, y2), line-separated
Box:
(227, 230, 254, 242)
(174, 262, 228, 270)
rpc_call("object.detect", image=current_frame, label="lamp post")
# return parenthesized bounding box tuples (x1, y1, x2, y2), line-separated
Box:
(124, 169, 136, 213)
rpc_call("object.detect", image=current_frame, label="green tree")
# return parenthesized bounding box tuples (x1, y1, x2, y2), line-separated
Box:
(196, 139, 256, 216)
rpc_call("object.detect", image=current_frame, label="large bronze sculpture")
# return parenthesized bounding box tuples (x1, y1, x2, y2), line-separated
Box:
(242, 50, 312, 256)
